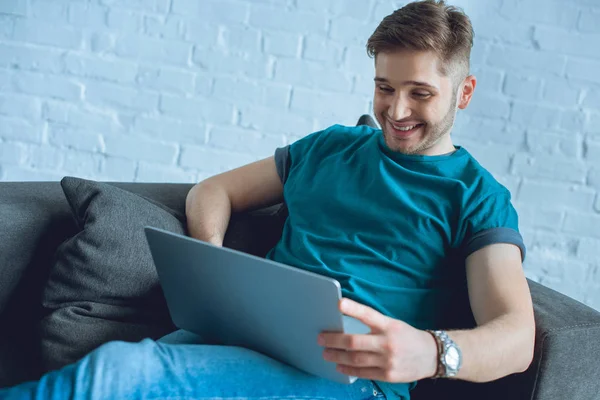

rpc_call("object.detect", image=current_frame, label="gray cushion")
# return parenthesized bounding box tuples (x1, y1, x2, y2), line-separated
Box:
(39, 177, 184, 371)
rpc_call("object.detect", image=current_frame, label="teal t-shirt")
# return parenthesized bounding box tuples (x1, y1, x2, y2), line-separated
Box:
(266, 124, 525, 399)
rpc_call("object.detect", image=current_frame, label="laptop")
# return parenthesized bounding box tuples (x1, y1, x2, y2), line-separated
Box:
(144, 227, 371, 384)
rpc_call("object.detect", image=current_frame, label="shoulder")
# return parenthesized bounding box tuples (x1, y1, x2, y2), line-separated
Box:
(289, 124, 378, 154)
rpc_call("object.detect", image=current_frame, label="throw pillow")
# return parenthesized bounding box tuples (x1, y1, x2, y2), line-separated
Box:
(40, 177, 184, 371)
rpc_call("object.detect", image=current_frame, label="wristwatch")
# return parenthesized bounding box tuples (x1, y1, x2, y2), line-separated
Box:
(426, 330, 462, 378)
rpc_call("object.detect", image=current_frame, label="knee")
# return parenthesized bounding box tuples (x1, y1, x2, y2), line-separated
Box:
(85, 339, 157, 374)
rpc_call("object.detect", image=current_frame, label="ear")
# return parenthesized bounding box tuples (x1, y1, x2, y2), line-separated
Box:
(457, 75, 477, 109)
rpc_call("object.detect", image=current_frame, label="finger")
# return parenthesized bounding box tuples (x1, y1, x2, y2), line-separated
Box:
(319, 332, 383, 352)
(340, 298, 389, 331)
(323, 348, 383, 368)
(336, 365, 385, 381)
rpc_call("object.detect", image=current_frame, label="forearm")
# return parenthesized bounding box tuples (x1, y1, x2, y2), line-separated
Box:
(185, 180, 232, 246)
(426, 313, 535, 383)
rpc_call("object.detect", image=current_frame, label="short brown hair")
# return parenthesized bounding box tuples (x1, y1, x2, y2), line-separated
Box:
(366, 0, 474, 80)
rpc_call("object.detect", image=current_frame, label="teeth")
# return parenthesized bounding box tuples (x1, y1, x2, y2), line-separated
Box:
(393, 124, 418, 131)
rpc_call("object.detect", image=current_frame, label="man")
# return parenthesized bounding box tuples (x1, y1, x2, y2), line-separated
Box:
(0, 1, 535, 399)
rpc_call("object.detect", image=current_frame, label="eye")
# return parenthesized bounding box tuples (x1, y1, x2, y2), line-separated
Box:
(378, 85, 394, 93)
(413, 92, 432, 98)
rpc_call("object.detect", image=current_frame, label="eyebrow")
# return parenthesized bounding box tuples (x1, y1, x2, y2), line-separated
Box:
(374, 77, 438, 90)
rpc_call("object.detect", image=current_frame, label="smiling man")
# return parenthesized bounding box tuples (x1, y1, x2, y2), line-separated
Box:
(0, 1, 534, 400)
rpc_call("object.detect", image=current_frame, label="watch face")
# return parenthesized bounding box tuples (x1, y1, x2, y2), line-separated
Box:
(445, 346, 460, 370)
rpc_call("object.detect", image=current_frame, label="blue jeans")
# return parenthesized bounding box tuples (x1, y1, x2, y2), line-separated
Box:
(0, 330, 387, 400)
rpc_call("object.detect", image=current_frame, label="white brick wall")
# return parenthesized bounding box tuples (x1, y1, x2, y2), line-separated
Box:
(0, 0, 599, 310)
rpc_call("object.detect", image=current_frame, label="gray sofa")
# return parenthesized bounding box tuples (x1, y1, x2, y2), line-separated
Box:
(1, 181, 600, 399)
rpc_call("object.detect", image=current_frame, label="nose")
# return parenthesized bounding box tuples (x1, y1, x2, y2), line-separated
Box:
(388, 94, 412, 121)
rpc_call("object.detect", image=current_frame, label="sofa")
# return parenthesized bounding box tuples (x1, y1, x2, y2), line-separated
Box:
(1, 178, 600, 400)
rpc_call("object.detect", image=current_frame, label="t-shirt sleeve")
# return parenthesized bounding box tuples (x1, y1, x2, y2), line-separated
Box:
(274, 146, 290, 185)
(461, 191, 526, 262)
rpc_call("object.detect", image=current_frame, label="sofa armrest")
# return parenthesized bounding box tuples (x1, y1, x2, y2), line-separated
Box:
(411, 279, 600, 400)
(524, 279, 600, 400)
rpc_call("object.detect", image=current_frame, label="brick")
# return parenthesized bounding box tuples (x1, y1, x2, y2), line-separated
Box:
(0, 43, 63, 73)
(68, 3, 107, 29)
(12, 72, 82, 101)
(100, 156, 137, 181)
(192, 48, 272, 79)
(2, 166, 64, 182)
(585, 112, 600, 136)
(495, 175, 521, 197)
(290, 88, 369, 124)
(487, 47, 567, 75)
(195, 75, 213, 96)
(583, 88, 600, 109)
(587, 140, 600, 164)
(0, 0, 27, 16)
(12, 19, 82, 50)
(263, 31, 301, 58)
(90, 32, 116, 53)
(115, 35, 191, 67)
(456, 118, 524, 147)
(578, 237, 600, 262)
(458, 143, 511, 174)
(0, 15, 14, 39)
(62, 151, 103, 176)
(99, 0, 169, 13)
(595, 195, 600, 213)
(159, 94, 234, 124)
(64, 53, 138, 84)
(503, 74, 542, 101)
(173, 0, 249, 24)
(144, 15, 183, 39)
(303, 35, 344, 65)
(239, 105, 314, 137)
(0, 94, 41, 120)
(261, 82, 291, 109)
(475, 20, 532, 46)
(465, 92, 510, 119)
(526, 130, 582, 158)
(208, 126, 284, 158)
(179, 144, 255, 172)
(107, 9, 143, 33)
(342, 45, 374, 78)
(249, 5, 327, 34)
(566, 59, 600, 84)
(0, 142, 26, 165)
(330, 16, 374, 46)
(134, 116, 205, 145)
(542, 77, 582, 106)
(559, 110, 587, 134)
(45, 104, 122, 133)
(137, 163, 196, 183)
(510, 102, 562, 130)
(183, 20, 219, 47)
(534, 26, 600, 60)
(47, 123, 104, 152)
(589, 167, 600, 190)
(136, 67, 195, 95)
(212, 77, 262, 105)
(563, 212, 600, 238)
(514, 153, 587, 184)
(275, 58, 353, 93)
(352, 74, 375, 97)
(85, 81, 159, 113)
(518, 180, 595, 210)
(24, 145, 64, 170)
(219, 25, 261, 54)
(578, 8, 600, 33)
(103, 134, 178, 164)
(29, 0, 68, 24)
(529, 231, 579, 258)
(471, 67, 504, 94)
(500, 0, 579, 29)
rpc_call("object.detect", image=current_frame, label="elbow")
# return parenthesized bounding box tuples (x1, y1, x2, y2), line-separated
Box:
(517, 321, 536, 373)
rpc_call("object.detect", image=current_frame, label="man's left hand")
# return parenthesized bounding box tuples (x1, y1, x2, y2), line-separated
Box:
(318, 298, 438, 383)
